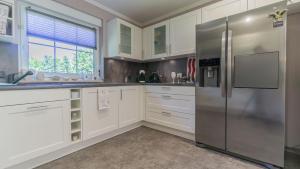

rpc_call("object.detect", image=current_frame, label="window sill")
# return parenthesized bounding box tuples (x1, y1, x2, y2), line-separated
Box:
(20, 79, 104, 84)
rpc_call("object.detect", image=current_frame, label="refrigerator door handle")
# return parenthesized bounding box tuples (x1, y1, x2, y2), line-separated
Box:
(227, 30, 233, 97)
(221, 31, 226, 97)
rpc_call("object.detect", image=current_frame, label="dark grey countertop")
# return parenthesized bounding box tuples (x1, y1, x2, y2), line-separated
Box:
(0, 82, 195, 91)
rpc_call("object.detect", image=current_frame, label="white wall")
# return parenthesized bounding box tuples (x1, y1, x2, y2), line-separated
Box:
(53, 0, 117, 57)
(286, 12, 300, 148)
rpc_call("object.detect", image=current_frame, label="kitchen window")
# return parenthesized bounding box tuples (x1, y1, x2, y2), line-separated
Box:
(19, 3, 102, 79)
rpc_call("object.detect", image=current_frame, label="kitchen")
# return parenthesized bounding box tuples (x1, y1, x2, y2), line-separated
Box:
(0, 0, 299, 169)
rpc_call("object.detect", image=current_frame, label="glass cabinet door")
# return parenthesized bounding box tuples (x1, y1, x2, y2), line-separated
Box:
(154, 25, 166, 55)
(120, 23, 132, 55)
(0, 0, 14, 38)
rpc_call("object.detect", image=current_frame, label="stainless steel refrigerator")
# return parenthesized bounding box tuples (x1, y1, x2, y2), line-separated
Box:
(195, 2, 286, 168)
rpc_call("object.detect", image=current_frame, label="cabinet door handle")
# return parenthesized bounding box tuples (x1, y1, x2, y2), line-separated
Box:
(161, 87, 171, 90)
(120, 89, 123, 100)
(162, 95, 172, 99)
(161, 111, 172, 116)
(97, 89, 100, 110)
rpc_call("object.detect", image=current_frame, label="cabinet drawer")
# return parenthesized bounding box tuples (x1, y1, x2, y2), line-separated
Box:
(145, 86, 195, 95)
(0, 89, 69, 107)
(0, 101, 69, 168)
(146, 93, 195, 114)
(146, 107, 195, 133)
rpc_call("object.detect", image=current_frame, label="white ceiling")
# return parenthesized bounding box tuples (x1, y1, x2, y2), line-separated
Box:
(86, 0, 216, 26)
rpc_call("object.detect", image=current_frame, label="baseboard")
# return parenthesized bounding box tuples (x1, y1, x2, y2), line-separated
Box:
(286, 146, 300, 155)
(7, 122, 143, 169)
(142, 121, 195, 141)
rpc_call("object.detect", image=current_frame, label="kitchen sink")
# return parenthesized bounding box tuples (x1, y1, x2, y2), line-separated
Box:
(0, 83, 16, 86)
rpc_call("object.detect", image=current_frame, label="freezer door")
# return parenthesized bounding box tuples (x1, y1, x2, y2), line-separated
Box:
(226, 2, 286, 167)
(195, 18, 227, 150)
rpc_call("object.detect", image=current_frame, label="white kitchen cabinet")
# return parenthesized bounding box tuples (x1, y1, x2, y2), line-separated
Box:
(248, 0, 283, 10)
(202, 0, 248, 23)
(139, 86, 146, 121)
(0, 100, 70, 168)
(133, 26, 142, 59)
(107, 18, 142, 60)
(142, 26, 152, 60)
(151, 20, 170, 58)
(119, 86, 140, 128)
(170, 10, 200, 56)
(82, 87, 119, 140)
(288, 0, 300, 4)
(145, 86, 195, 133)
(145, 85, 195, 96)
(0, 0, 16, 43)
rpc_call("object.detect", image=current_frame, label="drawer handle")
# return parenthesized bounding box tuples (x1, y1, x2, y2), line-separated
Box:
(161, 111, 172, 116)
(161, 87, 171, 90)
(162, 95, 172, 99)
(9, 105, 51, 115)
(27, 105, 49, 110)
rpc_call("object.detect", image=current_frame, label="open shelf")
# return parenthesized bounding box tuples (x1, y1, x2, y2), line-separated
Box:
(71, 128, 81, 134)
(71, 108, 80, 112)
(71, 100, 80, 109)
(71, 110, 81, 121)
(71, 121, 81, 131)
(71, 98, 81, 101)
(71, 132, 81, 142)
(71, 89, 81, 100)
(69, 89, 82, 143)
(71, 119, 81, 123)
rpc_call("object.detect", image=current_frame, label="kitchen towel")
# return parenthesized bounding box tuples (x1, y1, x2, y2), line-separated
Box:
(187, 57, 196, 82)
(97, 89, 110, 111)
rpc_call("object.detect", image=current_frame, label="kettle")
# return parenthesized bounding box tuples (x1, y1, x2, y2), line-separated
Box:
(138, 70, 146, 83)
(148, 72, 160, 83)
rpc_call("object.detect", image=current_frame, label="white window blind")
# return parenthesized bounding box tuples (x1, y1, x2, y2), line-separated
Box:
(27, 10, 97, 49)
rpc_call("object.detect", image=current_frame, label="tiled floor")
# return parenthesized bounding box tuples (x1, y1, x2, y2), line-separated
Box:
(285, 151, 300, 169)
(35, 127, 298, 169)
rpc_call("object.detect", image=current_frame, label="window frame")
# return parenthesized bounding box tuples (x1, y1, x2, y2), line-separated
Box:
(28, 36, 95, 75)
(18, 2, 103, 80)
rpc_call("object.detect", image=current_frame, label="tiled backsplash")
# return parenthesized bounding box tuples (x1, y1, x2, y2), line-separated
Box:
(104, 58, 145, 83)
(0, 42, 18, 82)
(104, 57, 193, 83)
(145, 58, 188, 83)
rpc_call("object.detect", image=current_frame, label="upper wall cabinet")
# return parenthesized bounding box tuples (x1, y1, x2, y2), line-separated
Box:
(133, 26, 142, 60)
(248, 0, 284, 10)
(107, 18, 142, 60)
(0, 0, 15, 43)
(151, 20, 170, 58)
(142, 26, 152, 60)
(202, 0, 248, 23)
(169, 9, 201, 56)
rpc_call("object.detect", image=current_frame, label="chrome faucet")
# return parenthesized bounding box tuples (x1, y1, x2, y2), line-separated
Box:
(8, 71, 34, 84)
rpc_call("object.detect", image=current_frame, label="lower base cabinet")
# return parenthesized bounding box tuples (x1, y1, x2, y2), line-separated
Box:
(0, 100, 70, 168)
(145, 86, 195, 133)
(0, 86, 194, 168)
(119, 86, 140, 128)
(82, 86, 141, 140)
(82, 87, 119, 140)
